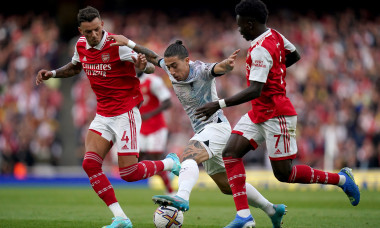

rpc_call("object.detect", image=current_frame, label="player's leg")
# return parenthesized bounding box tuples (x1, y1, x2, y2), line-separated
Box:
(152, 139, 210, 211)
(210, 171, 286, 228)
(139, 152, 174, 194)
(268, 116, 360, 206)
(222, 134, 256, 228)
(139, 129, 173, 194)
(222, 114, 264, 228)
(83, 127, 131, 228)
(116, 108, 180, 182)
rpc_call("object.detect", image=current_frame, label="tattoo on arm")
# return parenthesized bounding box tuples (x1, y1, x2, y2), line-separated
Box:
(134, 44, 161, 66)
(182, 141, 205, 161)
(56, 63, 82, 78)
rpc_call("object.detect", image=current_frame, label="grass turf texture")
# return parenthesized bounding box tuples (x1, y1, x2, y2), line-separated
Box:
(0, 187, 379, 228)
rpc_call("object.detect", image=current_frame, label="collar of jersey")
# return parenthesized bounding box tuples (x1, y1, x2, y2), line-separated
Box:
(250, 28, 271, 47)
(86, 30, 108, 50)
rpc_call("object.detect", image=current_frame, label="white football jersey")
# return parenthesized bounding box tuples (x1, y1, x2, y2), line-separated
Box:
(159, 59, 228, 133)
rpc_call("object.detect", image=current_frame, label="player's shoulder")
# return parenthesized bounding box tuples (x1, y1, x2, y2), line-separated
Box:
(191, 60, 210, 71)
(76, 35, 87, 45)
(191, 60, 206, 66)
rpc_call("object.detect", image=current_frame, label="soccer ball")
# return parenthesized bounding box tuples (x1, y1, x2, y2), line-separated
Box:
(153, 206, 184, 228)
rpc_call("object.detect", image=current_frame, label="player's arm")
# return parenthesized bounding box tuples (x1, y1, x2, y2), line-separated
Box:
(212, 49, 240, 76)
(133, 53, 155, 74)
(195, 80, 264, 120)
(285, 50, 301, 68)
(141, 98, 172, 121)
(36, 62, 82, 85)
(108, 35, 163, 66)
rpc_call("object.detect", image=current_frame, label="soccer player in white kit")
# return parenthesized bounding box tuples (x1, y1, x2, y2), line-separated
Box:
(108, 35, 287, 228)
(195, 0, 361, 227)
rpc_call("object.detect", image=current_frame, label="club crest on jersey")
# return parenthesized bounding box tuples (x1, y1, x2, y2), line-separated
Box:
(102, 53, 110, 63)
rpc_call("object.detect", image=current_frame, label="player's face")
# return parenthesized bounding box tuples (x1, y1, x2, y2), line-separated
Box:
(164, 56, 190, 81)
(78, 17, 104, 47)
(236, 15, 253, 41)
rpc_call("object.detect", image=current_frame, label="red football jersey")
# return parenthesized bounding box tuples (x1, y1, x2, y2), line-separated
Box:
(246, 29, 297, 123)
(139, 74, 171, 135)
(72, 31, 143, 117)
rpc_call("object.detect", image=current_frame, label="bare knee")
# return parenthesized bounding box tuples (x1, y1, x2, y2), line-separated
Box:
(219, 185, 232, 195)
(271, 159, 293, 183)
(273, 168, 292, 182)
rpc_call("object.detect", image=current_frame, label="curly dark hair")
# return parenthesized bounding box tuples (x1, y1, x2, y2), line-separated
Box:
(77, 6, 101, 26)
(235, 0, 268, 24)
(164, 40, 189, 59)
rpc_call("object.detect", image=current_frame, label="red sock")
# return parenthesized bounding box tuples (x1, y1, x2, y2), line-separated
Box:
(82, 152, 117, 206)
(288, 165, 339, 185)
(158, 171, 173, 193)
(119, 160, 165, 182)
(223, 156, 249, 211)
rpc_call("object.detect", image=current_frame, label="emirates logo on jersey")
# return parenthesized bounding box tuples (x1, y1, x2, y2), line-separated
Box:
(253, 60, 266, 68)
(102, 53, 110, 63)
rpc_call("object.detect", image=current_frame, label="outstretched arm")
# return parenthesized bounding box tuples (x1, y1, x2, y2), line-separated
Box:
(213, 49, 240, 75)
(36, 62, 82, 85)
(195, 81, 264, 120)
(109, 35, 163, 66)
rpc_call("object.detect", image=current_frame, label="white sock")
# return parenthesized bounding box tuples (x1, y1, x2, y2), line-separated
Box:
(176, 159, 199, 201)
(246, 183, 275, 216)
(237, 209, 251, 218)
(108, 202, 127, 218)
(162, 158, 173, 171)
(338, 175, 346, 186)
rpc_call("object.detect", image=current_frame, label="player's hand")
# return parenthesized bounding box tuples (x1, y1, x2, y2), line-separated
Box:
(108, 34, 129, 47)
(224, 49, 240, 71)
(36, 69, 53, 85)
(132, 53, 148, 71)
(195, 101, 220, 121)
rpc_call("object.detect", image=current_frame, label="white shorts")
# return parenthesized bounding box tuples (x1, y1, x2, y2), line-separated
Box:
(190, 122, 231, 175)
(232, 114, 297, 161)
(89, 107, 141, 157)
(139, 128, 168, 153)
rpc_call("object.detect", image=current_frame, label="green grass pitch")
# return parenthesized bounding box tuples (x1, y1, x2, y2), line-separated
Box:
(0, 187, 379, 227)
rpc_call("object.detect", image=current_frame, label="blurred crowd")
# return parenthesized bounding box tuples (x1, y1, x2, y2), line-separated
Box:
(1, 8, 379, 176)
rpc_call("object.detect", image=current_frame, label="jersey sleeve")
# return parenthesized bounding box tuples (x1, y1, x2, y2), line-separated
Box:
(119, 46, 138, 63)
(151, 76, 171, 102)
(159, 59, 170, 74)
(280, 34, 296, 53)
(71, 46, 80, 65)
(194, 60, 216, 80)
(248, 46, 273, 83)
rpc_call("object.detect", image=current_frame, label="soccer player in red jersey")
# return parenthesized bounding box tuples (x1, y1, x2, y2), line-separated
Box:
(35, 6, 180, 228)
(137, 70, 174, 195)
(195, 0, 360, 227)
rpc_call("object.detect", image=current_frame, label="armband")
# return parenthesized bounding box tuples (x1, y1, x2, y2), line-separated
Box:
(218, 99, 227, 109)
(127, 40, 136, 49)
(51, 70, 56, 78)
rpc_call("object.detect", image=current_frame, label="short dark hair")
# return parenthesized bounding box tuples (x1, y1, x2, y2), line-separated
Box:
(164, 40, 189, 59)
(77, 6, 101, 26)
(235, 0, 268, 24)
